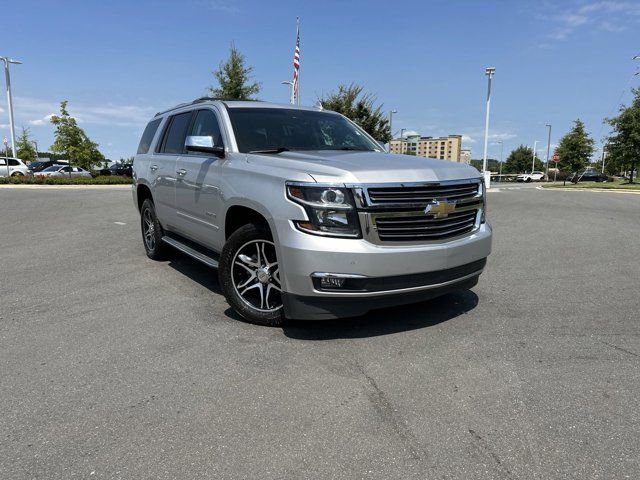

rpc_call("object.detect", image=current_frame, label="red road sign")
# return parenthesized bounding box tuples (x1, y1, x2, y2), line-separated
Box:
(552, 153, 560, 162)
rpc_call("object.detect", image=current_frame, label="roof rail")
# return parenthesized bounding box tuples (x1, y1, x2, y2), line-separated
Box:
(155, 97, 266, 117)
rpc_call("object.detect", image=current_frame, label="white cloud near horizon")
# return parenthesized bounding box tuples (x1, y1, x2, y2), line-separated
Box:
(0, 96, 160, 129)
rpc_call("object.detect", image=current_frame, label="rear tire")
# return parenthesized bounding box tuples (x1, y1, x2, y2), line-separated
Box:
(140, 199, 170, 260)
(219, 223, 286, 327)
(11, 172, 23, 177)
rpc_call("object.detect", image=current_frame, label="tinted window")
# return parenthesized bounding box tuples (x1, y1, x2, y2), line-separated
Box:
(42, 166, 59, 172)
(8, 159, 19, 166)
(160, 112, 193, 154)
(137, 118, 162, 154)
(226, 108, 381, 154)
(189, 109, 223, 149)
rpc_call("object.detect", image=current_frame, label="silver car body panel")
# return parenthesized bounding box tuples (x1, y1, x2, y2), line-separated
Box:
(133, 100, 492, 314)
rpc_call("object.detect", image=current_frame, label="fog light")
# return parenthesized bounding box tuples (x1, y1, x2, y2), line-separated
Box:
(320, 277, 346, 288)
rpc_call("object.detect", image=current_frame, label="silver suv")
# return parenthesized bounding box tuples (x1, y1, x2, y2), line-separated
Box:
(133, 99, 492, 326)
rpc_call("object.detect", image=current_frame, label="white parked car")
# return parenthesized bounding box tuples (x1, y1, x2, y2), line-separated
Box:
(516, 171, 546, 182)
(35, 165, 92, 178)
(0, 157, 30, 177)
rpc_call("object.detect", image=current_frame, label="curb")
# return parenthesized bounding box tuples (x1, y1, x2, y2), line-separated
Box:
(539, 186, 640, 195)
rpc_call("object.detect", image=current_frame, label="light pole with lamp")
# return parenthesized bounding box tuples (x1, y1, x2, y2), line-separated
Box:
(0, 56, 22, 158)
(281, 81, 294, 105)
(388, 109, 397, 153)
(544, 124, 552, 181)
(400, 128, 406, 155)
(482, 67, 496, 189)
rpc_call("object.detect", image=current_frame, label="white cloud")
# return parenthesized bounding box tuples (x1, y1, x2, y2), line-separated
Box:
(546, 1, 640, 41)
(3, 96, 159, 128)
(28, 114, 55, 126)
(462, 135, 477, 144)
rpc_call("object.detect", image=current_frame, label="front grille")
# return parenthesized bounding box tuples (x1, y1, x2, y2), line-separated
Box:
(363, 181, 482, 242)
(373, 210, 478, 241)
(367, 183, 479, 206)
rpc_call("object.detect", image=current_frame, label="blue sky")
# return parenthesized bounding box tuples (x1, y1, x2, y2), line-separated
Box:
(1, 0, 639, 160)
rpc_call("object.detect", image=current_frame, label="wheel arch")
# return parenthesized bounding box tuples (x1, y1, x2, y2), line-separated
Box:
(224, 201, 275, 240)
(135, 182, 153, 211)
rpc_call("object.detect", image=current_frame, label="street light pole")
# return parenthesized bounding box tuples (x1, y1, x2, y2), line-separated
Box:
(482, 67, 496, 189)
(281, 81, 294, 105)
(601, 145, 607, 173)
(388, 109, 397, 153)
(497, 141, 504, 180)
(400, 128, 406, 155)
(531, 140, 539, 174)
(545, 124, 552, 181)
(0, 56, 22, 158)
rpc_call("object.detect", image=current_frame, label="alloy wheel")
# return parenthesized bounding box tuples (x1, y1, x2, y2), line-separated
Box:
(142, 208, 156, 251)
(231, 239, 282, 312)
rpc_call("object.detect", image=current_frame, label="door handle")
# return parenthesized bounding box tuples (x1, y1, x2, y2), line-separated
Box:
(150, 164, 158, 171)
(177, 169, 187, 176)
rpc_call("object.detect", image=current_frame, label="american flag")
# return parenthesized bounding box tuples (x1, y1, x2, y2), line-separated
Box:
(292, 18, 300, 104)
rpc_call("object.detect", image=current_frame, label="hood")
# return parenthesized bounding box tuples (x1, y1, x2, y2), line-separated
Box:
(247, 150, 480, 184)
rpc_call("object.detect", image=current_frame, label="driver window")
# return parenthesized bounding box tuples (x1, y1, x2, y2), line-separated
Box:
(189, 110, 223, 152)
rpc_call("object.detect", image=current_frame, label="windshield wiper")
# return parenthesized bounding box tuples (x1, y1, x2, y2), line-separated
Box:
(248, 147, 290, 154)
(336, 147, 371, 151)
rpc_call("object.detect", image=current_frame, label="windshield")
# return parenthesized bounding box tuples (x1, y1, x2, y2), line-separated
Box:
(42, 166, 61, 172)
(227, 108, 381, 153)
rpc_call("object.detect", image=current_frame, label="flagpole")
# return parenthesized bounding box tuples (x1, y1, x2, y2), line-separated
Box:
(296, 17, 300, 105)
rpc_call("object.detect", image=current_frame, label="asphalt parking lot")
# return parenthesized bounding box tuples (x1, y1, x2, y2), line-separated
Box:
(1, 184, 639, 479)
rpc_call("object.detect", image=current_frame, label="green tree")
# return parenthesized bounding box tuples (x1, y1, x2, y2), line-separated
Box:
(15, 126, 37, 162)
(50, 100, 105, 170)
(556, 119, 594, 182)
(209, 44, 260, 100)
(606, 88, 640, 183)
(319, 83, 391, 143)
(503, 145, 543, 173)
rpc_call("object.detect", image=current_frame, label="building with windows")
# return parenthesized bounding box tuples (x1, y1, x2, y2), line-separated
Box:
(460, 149, 471, 165)
(389, 134, 463, 162)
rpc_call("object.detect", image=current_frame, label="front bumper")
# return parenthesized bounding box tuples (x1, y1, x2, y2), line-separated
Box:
(275, 220, 492, 319)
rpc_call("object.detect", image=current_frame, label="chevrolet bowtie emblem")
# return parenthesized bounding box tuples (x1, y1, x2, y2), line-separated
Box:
(424, 200, 456, 218)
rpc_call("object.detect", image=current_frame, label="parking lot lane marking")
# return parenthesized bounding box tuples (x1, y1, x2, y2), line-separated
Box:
(114, 221, 126, 225)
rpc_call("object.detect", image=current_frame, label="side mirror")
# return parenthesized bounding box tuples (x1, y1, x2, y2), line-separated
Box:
(185, 136, 225, 157)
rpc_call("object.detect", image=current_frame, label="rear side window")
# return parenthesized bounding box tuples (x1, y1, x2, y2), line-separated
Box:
(137, 118, 162, 154)
(159, 112, 193, 154)
(8, 159, 19, 166)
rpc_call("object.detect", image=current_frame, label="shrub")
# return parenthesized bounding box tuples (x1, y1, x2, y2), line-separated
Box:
(0, 175, 133, 185)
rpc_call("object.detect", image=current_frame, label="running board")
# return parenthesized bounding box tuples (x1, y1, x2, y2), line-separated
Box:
(161, 235, 220, 269)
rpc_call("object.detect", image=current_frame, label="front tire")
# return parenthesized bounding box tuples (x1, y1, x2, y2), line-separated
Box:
(219, 224, 285, 326)
(140, 198, 170, 260)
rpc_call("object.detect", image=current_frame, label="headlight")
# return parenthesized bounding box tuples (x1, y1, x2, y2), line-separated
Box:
(286, 183, 361, 238)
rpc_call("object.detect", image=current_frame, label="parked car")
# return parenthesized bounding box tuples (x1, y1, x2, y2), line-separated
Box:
(566, 170, 610, 182)
(133, 99, 492, 326)
(28, 159, 69, 174)
(516, 171, 546, 182)
(0, 157, 30, 177)
(98, 163, 133, 177)
(35, 165, 92, 178)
